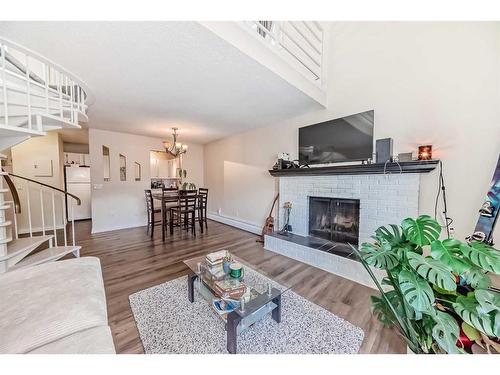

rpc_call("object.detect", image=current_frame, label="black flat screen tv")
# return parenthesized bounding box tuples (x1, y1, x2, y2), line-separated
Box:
(298, 110, 374, 165)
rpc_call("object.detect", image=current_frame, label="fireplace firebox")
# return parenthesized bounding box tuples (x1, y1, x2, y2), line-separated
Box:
(308, 197, 360, 256)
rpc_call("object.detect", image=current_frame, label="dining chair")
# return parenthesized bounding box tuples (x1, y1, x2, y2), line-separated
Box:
(169, 190, 197, 236)
(144, 189, 161, 238)
(161, 187, 179, 241)
(198, 188, 208, 230)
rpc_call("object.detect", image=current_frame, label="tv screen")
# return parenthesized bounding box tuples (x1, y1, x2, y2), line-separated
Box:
(298, 110, 374, 165)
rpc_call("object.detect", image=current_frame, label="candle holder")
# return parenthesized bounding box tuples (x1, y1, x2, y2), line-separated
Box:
(418, 145, 432, 161)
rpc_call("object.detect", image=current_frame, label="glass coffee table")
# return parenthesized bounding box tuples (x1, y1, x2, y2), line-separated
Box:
(184, 253, 292, 354)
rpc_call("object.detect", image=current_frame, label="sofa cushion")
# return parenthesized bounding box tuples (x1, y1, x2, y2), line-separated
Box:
(0, 257, 108, 353)
(28, 326, 115, 354)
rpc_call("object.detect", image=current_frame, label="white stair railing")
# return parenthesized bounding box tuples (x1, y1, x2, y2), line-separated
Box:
(0, 170, 82, 273)
(0, 37, 93, 133)
(242, 21, 324, 85)
(6, 173, 80, 249)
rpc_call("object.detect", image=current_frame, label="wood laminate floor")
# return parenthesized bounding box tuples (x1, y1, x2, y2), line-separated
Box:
(75, 219, 405, 354)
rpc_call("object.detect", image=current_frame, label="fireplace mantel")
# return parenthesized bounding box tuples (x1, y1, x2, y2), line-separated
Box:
(269, 160, 439, 177)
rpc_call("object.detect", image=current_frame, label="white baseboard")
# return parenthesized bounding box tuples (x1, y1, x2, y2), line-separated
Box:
(91, 215, 262, 235)
(207, 213, 261, 235)
(91, 222, 145, 234)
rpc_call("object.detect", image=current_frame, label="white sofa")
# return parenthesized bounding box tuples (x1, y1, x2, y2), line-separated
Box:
(0, 257, 115, 354)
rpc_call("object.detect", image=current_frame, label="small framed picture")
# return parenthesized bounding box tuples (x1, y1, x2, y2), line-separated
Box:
(33, 160, 53, 177)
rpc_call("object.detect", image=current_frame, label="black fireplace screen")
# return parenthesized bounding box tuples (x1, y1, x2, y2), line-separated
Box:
(308, 197, 360, 245)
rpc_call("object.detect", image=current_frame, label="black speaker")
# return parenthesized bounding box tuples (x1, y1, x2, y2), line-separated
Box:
(376, 138, 393, 163)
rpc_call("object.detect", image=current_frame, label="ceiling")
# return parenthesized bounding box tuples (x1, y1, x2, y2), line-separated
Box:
(0, 21, 322, 144)
(56, 128, 89, 144)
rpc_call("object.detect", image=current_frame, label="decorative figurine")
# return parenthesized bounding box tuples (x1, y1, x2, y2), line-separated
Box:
(222, 251, 233, 274)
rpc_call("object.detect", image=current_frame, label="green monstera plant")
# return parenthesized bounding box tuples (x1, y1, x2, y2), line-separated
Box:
(351, 215, 500, 354)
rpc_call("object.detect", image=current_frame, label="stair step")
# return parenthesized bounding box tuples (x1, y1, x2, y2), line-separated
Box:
(0, 220, 12, 227)
(0, 235, 53, 261)
(9, 245, 81, 270)
(0, 124, 46, 137)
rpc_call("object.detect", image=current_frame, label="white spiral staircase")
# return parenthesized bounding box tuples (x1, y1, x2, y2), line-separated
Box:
(0, 37, 92, 273)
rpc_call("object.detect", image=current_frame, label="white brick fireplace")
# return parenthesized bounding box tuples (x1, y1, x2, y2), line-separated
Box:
(264, 173, 421, 288)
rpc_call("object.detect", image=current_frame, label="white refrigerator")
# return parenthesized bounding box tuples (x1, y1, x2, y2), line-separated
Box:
(65, 166, 91, 220)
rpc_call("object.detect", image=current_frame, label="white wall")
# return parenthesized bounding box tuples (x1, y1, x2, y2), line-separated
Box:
(10, 132, 66, 233)
(204, 22, 500, 241)
(89, 128, 204, 233)
(180, 142, 205, 188)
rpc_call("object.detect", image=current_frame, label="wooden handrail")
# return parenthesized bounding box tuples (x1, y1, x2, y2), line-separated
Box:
(1, 169, 21, 213)
(7, 172, 81, 205)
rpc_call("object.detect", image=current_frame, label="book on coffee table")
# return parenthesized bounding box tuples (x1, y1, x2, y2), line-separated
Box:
(213, 279, 247, 299)
(205, 250, 226, 265)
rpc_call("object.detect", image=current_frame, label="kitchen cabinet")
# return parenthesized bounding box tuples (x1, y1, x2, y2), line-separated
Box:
(150, 151, 179, 178)
(65, 152, 90, 166)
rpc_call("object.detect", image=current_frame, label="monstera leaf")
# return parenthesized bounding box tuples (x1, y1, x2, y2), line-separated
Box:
(462, 266, 491, 289)
(398, 270, 434, 312)
(401, 215, 441, 246)
(460, 241, 500, 274)
(453, 294, 499, 337)
(374, 288, 422, 322)
(407, 252, 457, 291)
(374, 224, 405, 246)
(475, 289, 500, 314)
(397, 242, 423, 258)
(431, 310, 463, 354)
(371, 295, 396, 326)
(431, 239, 469, 274)
(360, 241, 399, 270)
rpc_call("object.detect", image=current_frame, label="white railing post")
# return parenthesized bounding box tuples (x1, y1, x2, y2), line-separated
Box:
(245, 21, 323, 83)
(80, 87, 84, 113)
(1, 43, 8, 127)
(39, 189, 45, 236)
(77, 86, 81, 112)
(35, 114, 43, 132)
(71, 198, 75, 247)
(25, 55, 32, 130)
(44, 63, 49, 114)
(26, 182, 32, 237)
(51, 191, 57, 246)
(13, 201, 18, 239)
(61, 194, 67, 246)
(58, 71, 63, 118)
(70, 79, 75, 124)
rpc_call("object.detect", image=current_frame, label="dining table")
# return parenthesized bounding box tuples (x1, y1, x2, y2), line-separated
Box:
(152, 192, 203, 241)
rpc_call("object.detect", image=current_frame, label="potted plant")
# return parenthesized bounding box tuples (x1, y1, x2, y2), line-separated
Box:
(350, 215, 500, 354)
(178, 168, 196, 191)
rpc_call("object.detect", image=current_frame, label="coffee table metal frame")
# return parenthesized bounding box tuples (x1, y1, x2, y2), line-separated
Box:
(185, 259, 283, 354)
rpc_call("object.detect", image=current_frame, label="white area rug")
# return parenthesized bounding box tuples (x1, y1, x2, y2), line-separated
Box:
(129, 270, 364, 354)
